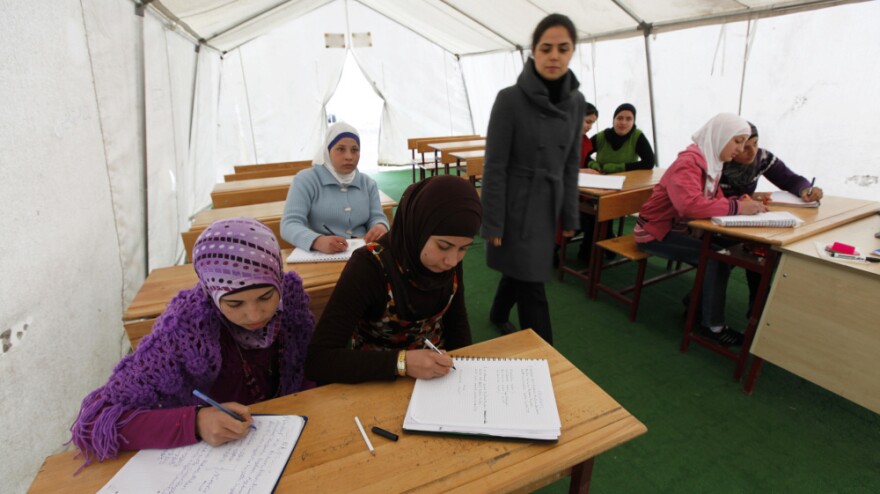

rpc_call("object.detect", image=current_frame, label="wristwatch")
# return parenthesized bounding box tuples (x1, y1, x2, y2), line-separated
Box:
(397, 350, 407, 377)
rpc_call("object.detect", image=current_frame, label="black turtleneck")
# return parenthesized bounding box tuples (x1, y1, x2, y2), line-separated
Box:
(532, 63, 565, 105)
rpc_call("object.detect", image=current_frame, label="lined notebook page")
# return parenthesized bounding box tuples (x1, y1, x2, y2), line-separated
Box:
(98, 415, 305, 494)
(407, 358, 560, 433)
(286, 238, 365, 263)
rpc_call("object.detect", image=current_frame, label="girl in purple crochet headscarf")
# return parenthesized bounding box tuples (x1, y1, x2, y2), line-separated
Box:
(70, 217, 314, 468)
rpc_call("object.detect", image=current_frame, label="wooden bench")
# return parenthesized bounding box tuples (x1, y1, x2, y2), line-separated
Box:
(225, 161, 311, 182)
(211, 175, 294, 208)
(591, 234, 693, 322)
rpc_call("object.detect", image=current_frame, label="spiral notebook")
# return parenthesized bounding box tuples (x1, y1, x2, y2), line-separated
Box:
(403, 357, 561, 441)
(286, 238, 366, 263)
(711, 211, 803, 228)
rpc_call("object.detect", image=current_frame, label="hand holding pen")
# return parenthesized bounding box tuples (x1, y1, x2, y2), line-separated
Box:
(312, 224, 348, 254)
(193, 389, 255, 447)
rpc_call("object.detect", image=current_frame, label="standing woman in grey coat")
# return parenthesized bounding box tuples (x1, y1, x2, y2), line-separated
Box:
(481, 13, 585, 345)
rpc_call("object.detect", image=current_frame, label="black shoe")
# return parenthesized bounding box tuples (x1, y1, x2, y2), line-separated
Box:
(699, 326, 744, 347)
(492, 320, 517, 335)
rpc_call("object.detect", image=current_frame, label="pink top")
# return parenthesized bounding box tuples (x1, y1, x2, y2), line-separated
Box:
(635, 144, 739, 243)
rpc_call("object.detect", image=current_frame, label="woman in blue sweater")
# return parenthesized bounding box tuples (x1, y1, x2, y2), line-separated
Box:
(281, 122, 389, 254)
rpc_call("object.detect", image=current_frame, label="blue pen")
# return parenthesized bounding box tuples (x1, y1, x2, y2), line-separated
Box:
(807, 177, 815, 197)
(193, 389, 257, 430)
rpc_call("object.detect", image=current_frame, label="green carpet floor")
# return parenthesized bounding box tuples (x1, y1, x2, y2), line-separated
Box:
(373, 168, 880, 493)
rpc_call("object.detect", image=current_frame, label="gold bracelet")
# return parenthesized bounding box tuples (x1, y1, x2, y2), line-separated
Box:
(397, 350, 407, 377)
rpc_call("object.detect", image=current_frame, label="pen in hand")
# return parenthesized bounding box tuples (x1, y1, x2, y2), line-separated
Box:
(193, 389, 257, 431)
(423, 338, 456, 370)
(323, 224, 338, 236)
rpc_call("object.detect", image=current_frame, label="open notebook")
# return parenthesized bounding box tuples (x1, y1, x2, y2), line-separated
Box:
(98, 415, 306, 494)
(286, 238, 366, 263)
(403, 357, 561, 441)
(764, 190, 819, 208)
(711, 211, 803, 228)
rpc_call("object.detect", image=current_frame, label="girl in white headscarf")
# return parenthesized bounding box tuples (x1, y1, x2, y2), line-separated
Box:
(633, 113, 767, 346)
(280, 122, 389, 254)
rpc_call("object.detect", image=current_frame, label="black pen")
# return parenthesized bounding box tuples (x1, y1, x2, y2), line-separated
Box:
(807, 177, 815, 198)
(424, 338, 456, 370)
(323, 224, 338, 236)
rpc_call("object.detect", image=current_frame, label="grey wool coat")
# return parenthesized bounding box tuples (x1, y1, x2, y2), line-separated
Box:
(481, 59, 585, 283)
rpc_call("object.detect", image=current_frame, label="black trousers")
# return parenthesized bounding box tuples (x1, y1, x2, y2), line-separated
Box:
(489, 275, 553, 345)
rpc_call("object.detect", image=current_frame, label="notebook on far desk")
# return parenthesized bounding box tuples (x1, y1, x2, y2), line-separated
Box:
(711, 211, 804, 228)
(403, 357, 561, 441)
(286, 238, 366, 263)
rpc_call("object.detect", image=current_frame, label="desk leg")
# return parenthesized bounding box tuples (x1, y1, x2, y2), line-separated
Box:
(743, 357, 764, 394)
(735, 249, 778, 381)
(456, 158, 462, 176)
(681, 233, 712, 352)
(588, 220, 610, 299)
(569, 457, 595, 494)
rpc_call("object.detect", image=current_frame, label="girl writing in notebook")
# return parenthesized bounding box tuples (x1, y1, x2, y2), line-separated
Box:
(481, 13, 585, 345)
(70, 218, 314, 467)
(280, 122, 389, 254)
(634, 113, 767, 346)
(305, 175, 482, 384)
(720, 121, 824, 312)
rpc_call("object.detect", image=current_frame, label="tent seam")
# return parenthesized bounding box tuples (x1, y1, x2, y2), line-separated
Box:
(78, 0, 130, 325)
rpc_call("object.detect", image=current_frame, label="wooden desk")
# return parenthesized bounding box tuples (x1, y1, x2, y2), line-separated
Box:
(211, 175, 293, 208)
(429, 140, 486, 175)
(744, 213, 880, 409)
(409, 136, 481, 182)
(682, 197, 880, 382)
(29, 330, 646, 494)
(188, 192, 397, 260)
(559, 168, 666, 289)
(224, 161, 310, 182)
(122, 252, 346, 349)
(233, 160, 312, 173)
(451, 150, 485, 186)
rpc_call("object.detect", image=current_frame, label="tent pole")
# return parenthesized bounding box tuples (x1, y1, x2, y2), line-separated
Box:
(137, 1, 150, 275)
(642, 25, 659, 164)
(738, 19, 755, 116)
(456, 55, 476, 134)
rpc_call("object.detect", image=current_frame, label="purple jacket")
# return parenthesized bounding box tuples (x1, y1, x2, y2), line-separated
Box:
(720, 148, 811, 198)
(70, 271, 314, 467)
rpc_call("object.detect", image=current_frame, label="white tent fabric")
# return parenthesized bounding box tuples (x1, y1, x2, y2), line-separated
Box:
(2, 0, 879, 492)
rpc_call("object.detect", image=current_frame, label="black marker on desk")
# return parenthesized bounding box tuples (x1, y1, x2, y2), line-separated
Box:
(830, 252, 880, 263)
(371, 426, 399, 441)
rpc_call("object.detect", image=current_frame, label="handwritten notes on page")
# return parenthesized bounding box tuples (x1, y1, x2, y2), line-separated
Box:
(403, 358, 560, 441)
(98, 415, 306, 494)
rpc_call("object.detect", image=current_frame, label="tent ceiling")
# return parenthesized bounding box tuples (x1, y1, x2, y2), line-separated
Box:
(154, 0, 864, 54)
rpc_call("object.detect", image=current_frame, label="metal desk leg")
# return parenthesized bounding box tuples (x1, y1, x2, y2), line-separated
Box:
(735, 249, 778, 380)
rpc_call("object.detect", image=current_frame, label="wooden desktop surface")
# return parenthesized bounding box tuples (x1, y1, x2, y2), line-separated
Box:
(427, 139, 486, 152)
(578, 168, 665, 222)
(123, 250, 345, 321)
(194, 190, 397, 229)
(29, 330, 646, 494)
(688, 196, 879, 246)
(750, 213, 880, 412)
